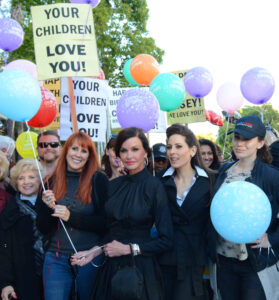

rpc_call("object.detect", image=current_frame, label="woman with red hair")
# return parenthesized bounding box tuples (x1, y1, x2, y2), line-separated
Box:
(36, 132, 108, 300)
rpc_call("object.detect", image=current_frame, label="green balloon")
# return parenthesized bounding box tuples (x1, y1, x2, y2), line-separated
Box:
(123, 58, 140, 86)
(150, 73, 185, 112)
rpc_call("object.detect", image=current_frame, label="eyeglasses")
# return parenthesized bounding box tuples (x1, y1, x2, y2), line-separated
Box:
(38, 142, 60, 148)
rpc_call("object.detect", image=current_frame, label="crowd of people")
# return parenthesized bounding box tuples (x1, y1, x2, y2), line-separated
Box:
(0, 115, 279, 300)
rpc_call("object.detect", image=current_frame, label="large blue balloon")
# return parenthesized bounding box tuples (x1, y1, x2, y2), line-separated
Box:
(210, 181, 271, 244)
(0, 70, 42, 122)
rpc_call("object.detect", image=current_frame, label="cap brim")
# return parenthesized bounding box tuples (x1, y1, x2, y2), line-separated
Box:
(227, 128, 257, 140)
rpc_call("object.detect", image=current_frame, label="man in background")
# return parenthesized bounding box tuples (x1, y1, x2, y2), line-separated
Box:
(152, 143, 169, 175)
(37, 130, 62, 177)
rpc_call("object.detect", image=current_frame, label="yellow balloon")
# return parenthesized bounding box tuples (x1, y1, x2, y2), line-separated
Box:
(16, 131, 38, 158)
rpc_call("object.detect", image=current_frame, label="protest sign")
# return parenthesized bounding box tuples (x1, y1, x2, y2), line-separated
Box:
(109, 87, 166, 132)
(167, 70, 206, 124)
(31, 3, 100, 80)
(60, 77, 109, 142)
(43, 78, 61, 130)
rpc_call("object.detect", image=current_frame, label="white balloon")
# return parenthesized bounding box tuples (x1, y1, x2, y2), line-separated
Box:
(217, 82, 244, 113)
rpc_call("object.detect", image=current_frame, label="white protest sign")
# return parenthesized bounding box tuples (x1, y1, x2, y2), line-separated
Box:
(60, 77, 109, 142)
(109, 87, 166, 132)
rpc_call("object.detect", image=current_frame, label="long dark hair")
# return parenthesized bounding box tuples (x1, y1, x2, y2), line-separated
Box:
(101, 138, 116, 179)
(114, 127, 151, 158)
(166, 124, 206, 170)
(257, 137, 273, 164)
(199, 138, 220, 170)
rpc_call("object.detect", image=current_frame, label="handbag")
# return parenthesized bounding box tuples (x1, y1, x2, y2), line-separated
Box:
(111, 246, 144, 300)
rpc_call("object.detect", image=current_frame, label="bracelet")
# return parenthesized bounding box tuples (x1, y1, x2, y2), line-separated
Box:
(130, 243, 141, 256)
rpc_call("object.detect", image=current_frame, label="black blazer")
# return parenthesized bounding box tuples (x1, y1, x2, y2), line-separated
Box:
(158, 167, 211, 279)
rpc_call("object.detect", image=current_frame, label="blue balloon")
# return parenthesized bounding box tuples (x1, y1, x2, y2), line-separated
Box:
(0, 70, 42, 122)
(150, 73, 185, 112)
(210, 181, 271, 244)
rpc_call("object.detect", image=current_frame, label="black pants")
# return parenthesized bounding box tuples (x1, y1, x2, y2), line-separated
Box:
(217, 255, 266, 300)
(161, 265, 203, 300)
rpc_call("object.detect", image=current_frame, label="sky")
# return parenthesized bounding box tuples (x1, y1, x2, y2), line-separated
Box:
(146, 0, 279, 140)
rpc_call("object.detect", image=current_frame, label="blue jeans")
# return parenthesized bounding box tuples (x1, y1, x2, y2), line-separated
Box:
(43, 251, 98, 300)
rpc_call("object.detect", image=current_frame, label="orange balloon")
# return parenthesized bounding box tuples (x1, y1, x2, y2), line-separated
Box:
(130, 54, 159, 85)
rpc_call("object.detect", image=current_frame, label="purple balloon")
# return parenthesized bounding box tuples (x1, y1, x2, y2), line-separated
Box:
(0, 18, 24, 52)
(116, 88, 160, 132)
(184, 67, 213, 98)
(69, 0, 100, 8)
(240, 67, 275, 105)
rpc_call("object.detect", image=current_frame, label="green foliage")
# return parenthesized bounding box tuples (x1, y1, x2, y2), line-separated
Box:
(5, 0, 164, 87)
(216, 104, 279, 160)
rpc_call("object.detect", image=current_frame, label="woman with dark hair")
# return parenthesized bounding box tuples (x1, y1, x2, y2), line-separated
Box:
(37, 132, 108, 300)
(199, 139, 220, 170)
(158, 124, 213, 300)
(209, 115, 279, 300)
(101, 136, 125, 180)
(72, 127, 173, 300)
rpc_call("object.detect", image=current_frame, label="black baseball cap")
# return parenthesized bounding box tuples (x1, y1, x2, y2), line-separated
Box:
(228, 115, 266, 139)
(152, 143, 167, 159)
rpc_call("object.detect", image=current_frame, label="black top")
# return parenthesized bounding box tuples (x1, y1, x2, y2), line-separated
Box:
(91, 167, 173, 300)
(36, 171, 108, 255)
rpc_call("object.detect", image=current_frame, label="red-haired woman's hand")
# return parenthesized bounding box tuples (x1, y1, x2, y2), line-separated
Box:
(42, 190, 56, 209)
(52, 204, 70, 221)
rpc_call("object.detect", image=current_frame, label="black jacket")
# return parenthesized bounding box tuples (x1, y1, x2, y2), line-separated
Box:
(0, 195, 43, 300)
(159, 167, 211, 279)
(36, 171, 108, 253)
(208, 158, 279, 272)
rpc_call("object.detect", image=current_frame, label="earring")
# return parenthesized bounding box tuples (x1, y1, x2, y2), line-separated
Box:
(145, 157, 149, 166)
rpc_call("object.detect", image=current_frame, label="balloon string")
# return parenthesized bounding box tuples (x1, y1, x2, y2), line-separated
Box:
(222, 117, 230, 157)
(25, 122, 78, 254)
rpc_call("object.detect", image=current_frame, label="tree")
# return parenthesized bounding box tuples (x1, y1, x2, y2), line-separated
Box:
(216, 104, 279, 160)
(3, 0, 164, 87)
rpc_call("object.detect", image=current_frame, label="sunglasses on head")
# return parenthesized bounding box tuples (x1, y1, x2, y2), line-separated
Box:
(38, 142, 60, 148)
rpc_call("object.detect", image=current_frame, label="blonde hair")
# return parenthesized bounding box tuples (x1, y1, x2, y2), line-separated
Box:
(10, 159, 45, 191)
(0, 150, 9, 181)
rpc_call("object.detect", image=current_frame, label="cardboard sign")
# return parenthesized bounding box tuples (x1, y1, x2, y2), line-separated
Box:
(109, 87, 166, 132)
(43, 78, 61, 130)
(60, 77, 109, 142)
(167, 69, 206, 124)
(31, 3, 100, 80)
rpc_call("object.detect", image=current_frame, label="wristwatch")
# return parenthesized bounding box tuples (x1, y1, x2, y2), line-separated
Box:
(130, 243, 141, 256)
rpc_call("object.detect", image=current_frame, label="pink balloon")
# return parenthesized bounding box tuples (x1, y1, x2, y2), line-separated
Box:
(217, 82, 244, 113)
(5, 59, 38, 82)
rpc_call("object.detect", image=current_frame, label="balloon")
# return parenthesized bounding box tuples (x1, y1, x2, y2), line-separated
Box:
(216, 82, 244, 113)
(69, 0, 100, 8)
(130, 54, 160, 86)
(28, 87, 58, 128)
(184, 67, 213, 98)
(210, 181, 272, 244)
(16, 131, 38, 158)
(150, 73, 185, 112)
(205, 110, 223, 126)
(0, 70, 42, 122)
(123, 59, 140, 86)
(93, 67, 105, 80)
(0, 18, 24, 52)
(5, 59, 39, 82)
(240, 67, 275, 105)
(116, 88, 160, 132)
